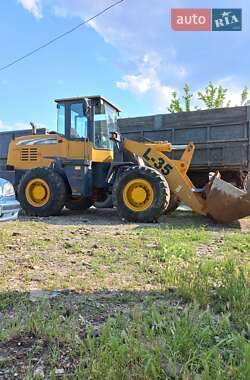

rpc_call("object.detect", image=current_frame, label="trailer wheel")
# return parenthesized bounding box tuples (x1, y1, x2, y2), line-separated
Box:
(18, 168, 66, 217)
(165, 193, 180, 214)
(113, 166, 170, 222)
(65, 197, 93, 211)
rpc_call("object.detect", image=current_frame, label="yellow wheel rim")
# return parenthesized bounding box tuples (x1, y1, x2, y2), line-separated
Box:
(25, 178, 50, 208)
(123, 179, 154, 212)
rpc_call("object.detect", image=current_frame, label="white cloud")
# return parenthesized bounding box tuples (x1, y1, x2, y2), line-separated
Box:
(0, 120, 31, 132)
(15, 0, 249, 116)
(17, 0, 42, 18)
(43, 0, 186, 112)
(117, 74, 152, 95)
(217, 76, 245, 106)
(117, 52, 179, 111)
(49, 0, 181, 65)
(16, 0, 248, 114)
(117, 73, 175, 112)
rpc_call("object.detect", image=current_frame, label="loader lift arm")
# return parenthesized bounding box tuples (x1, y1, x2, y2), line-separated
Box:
(122, 138, 207, 216)
(111, 134, 250, 223)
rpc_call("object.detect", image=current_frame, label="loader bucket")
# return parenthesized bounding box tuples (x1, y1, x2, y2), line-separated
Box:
(206, 177, 250, 223)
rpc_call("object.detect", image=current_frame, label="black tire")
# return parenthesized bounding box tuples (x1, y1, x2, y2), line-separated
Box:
(65, 197, 93, 211)
(18, 168, 66, 217)
(112, 166, 170, 223)
(165, 193, 180, 214)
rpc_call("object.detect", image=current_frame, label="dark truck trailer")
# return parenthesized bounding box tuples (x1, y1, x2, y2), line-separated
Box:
(118, 106, 250, 189)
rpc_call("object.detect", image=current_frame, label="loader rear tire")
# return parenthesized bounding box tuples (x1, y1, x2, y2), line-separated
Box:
(65, 197, 93, 211)
(18, 168, 66, 217)
(113, 166, 170, 223)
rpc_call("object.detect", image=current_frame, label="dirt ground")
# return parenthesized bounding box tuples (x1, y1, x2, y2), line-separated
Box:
(19, 207, 250, 232)
(0, 208, 250, 379)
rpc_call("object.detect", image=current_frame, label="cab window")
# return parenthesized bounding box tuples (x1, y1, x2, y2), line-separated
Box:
(94, 103, 117, 149)
(57, 103, 65, 135)
(70, 103, 88, 139)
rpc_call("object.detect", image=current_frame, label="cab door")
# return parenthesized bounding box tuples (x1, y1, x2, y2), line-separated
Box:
(66, 102, 90, 160)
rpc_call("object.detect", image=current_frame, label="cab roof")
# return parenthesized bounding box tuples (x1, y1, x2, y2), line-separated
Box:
(55, 96, 121, 112)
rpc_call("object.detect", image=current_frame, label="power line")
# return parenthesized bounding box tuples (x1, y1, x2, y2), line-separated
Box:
(0, 0, 125, 72)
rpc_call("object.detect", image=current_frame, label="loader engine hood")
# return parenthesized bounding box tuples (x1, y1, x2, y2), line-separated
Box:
(7, 133, 66, 170)
(16, 136, 58, 146)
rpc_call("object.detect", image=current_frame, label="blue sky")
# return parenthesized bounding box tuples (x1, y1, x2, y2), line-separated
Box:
(0, 0, 249, 131)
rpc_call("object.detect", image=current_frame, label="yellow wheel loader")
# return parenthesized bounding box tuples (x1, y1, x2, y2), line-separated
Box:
(1, 95, 250, 223)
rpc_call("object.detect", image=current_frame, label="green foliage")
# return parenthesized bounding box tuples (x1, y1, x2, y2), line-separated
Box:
(168, 84, 193, 113)
(183, 83, 193, 112)
(167, 91, 182, 113)
(169, 82, 250, 113)
(197, 81, 229, 109)
(79, 305, 250, 380)
(241, 86, 250, 106)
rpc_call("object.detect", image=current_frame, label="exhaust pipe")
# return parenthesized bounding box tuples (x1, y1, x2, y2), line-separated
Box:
(30, 122, 37, 135)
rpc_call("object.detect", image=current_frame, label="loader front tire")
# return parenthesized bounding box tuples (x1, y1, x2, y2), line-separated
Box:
(113, 166, 170, 223)
(18, 168, 66, 217)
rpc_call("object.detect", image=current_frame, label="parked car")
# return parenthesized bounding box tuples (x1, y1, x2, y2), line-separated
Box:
(0, 178, 20, 221)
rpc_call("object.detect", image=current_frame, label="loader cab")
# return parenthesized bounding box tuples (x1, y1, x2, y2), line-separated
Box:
(55, 96, 120, 156)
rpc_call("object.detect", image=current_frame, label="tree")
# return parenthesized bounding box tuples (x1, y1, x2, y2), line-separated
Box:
(168, 82, 250, 113)
(197, 82, 229, 109)
(183, 84, 193, 112)
(241, 86, 250, 106)
(168, 84, 192, 113)
(168, 92, 182, 113)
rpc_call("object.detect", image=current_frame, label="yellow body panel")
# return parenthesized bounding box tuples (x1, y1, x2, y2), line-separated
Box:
(7, 133, 113, 170)
(90, 148, 113, 163)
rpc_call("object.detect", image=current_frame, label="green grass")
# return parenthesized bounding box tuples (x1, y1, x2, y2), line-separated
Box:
(0, 217, 249, 378)
(80, 305, 250, 380)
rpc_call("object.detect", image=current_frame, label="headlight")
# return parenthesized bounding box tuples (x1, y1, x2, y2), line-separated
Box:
(2, 182, 15, 197)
